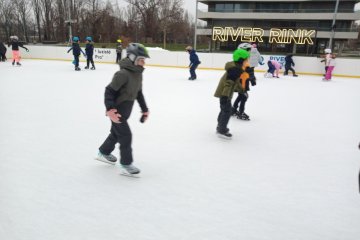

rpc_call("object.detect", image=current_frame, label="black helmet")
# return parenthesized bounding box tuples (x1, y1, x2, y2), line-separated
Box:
(126, 43, 150, 61)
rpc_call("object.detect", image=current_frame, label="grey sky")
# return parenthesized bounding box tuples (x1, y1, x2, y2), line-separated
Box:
(114, 0, 201, 17)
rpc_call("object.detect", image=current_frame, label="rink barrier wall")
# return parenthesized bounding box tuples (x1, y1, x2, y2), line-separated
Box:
(4, 45, 360, 78)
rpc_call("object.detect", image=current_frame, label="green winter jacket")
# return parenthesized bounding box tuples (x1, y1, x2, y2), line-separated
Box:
(214, 61, 243, 100)
(109, 58, 144, 105)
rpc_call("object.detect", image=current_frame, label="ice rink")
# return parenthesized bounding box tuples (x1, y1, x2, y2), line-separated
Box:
(1, 59, 360, 240)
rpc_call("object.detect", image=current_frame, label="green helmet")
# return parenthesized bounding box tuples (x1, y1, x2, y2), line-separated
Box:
(233, 49, 249, 62)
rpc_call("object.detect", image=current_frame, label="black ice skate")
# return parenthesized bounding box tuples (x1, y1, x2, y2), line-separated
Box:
(12, 60, 15, 66)
(231, 107, 240, 117)
(16, 62, 21, 66)
(85, 66, 89, 69)
(237, 112, 250, 121)
(216, 128, 232, 139)
(75, 67, 81, 71)
(91, 66, 95, 70)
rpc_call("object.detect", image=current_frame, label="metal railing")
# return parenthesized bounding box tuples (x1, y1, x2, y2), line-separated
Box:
(200, 8, 355, 13)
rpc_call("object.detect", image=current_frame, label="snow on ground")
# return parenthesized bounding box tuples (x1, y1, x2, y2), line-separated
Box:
(1, 59, 360, 240)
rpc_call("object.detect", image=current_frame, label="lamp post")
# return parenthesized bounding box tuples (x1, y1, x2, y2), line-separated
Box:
(329, 0, 340, 50)
(65, 0, 74, 45)
(194, 0, 198, 49)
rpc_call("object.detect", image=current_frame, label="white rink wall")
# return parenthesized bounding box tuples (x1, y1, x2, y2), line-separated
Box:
(5, 45, 360, 78)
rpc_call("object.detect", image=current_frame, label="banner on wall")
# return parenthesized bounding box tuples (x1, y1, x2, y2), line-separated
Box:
(212, 27, 316, 45)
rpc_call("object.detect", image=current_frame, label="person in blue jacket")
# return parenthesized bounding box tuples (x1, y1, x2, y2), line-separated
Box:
(67, 36, 85, 71)
(85, 36, 95, 70)
(185, 46, 201, 80)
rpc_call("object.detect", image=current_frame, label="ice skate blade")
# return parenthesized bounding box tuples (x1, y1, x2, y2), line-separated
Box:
(238, 118, 250, 121)
(120, 170, 140, 178)
(216, 133, 232, 140)
(94, 157, 116, 165)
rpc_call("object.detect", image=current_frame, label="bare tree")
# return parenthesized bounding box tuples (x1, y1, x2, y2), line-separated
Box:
(40, 0, 56, 40)
(0, 0, 16, 40)
(1, 0, 194, 44)
(32, 0, 43, 42)
(158, 0, 183, 48)
(14, 0, 31, 42)
(126, 0, 162, 43)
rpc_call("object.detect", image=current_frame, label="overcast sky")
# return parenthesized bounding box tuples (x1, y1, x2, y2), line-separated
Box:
(114, 0, 200, 17)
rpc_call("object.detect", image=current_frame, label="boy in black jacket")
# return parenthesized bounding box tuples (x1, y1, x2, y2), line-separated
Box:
(67, 36, 85, 71)
(284, 54, 298, 77)
(96, 43, 150, 176)
(85, 36, 95, 70)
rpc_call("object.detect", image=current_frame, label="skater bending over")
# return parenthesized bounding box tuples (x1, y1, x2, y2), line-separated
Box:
(214, 49, 250, 139)
(186, 46, 201, 80)
(266, 60, 281, 78)
(97, 43, 150, 175)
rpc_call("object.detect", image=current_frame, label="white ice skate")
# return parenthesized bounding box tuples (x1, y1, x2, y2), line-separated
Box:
(95, 152, 117, 165)
(120, 164, 140, 177)
(264, 72, 273, 78)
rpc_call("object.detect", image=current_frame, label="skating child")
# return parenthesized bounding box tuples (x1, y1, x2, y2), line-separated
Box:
(0, 41, 7, 62)
(249, 43, 262, 70)
(321, 48, 332, 75)
(185, 46, 201, 80)
(84, 36, 95, 70)
(214, 48, 250, 139)
(96, 43, 150, 176)
(284, 54, 298, 77)
(266, 60, 281, 78)
(7, 36, 29, 66)
(67, 36, 85, 71)
(231, 43, 257, 121)
(323, 54, 336, 81)
(116, 39, 122, 63)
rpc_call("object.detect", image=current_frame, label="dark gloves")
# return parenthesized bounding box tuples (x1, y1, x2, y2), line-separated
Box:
(245, 67, 256, 86)
(220, 96, 229, 105)
(140, 112, 149, 123)
(227, 67, 243, 81)
(245, 79, 250, 91)
(250, 77, 256, 86)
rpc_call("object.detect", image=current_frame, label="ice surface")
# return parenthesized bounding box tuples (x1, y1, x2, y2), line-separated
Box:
(1, 60, 360, 240)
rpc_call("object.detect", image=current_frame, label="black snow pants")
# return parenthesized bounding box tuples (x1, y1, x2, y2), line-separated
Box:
(99, 101, 135, 165)
(87, 55, 95, 68)
(233, 92, 248, 114)
(217, 98, 232, 133)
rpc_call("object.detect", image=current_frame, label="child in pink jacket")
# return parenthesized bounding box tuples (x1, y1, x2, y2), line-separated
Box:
(267, 60, 282, 78)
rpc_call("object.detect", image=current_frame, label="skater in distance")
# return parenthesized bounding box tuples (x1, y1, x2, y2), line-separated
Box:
(84, 36, 95, 70)
(67, 36, 86, 71)
(186, 46, 201, 80)
(8, 36, 29, 66)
